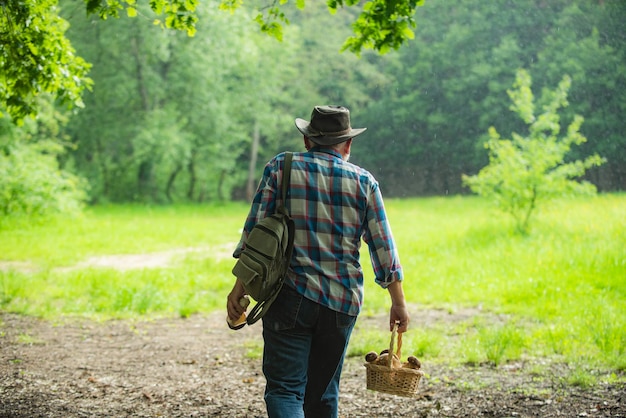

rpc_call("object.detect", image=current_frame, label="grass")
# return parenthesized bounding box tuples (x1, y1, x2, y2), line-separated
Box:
(0, 203, 245, 267)
(372, 194, 626, 373)
(1, 194, 624, 384)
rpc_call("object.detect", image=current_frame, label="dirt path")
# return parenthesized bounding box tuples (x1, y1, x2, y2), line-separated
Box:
(1, 311, 624, 417)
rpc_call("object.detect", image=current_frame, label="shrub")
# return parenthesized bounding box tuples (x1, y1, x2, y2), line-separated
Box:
(463, 69, 604, 234)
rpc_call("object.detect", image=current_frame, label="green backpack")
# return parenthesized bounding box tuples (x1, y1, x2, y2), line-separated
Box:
(232, 152, 295, 325)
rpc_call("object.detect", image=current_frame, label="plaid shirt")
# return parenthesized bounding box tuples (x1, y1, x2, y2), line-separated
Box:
(234, 147, 403, 316)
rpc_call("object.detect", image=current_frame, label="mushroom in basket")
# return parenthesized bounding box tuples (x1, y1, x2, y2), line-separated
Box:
(403, 356, 421, 370)
(364, 351, 421, 370)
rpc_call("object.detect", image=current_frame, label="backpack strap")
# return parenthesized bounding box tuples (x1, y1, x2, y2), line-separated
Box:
(277, 152, 292, 216)
(279, 151, 295, 263)
(246, 276, 283, 325)
(246, 152, 295, 325)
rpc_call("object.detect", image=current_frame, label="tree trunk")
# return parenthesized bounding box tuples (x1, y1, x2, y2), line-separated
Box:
(187, 155, 197, 200)
(217, 169, 226, 201)
(165, 163, 183, 203)
(246, 120, 260, 202)
(138, 160, 154, 201)
(94, 136, 110, 199)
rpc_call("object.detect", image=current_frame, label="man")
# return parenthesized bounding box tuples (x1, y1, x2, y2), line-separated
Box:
(227, 105, 408, 418)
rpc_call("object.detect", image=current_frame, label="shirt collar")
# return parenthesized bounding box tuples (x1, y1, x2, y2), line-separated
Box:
(309, 146, 343, 160)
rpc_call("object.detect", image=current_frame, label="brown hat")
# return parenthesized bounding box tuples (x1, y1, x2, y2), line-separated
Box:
(295, 105, 367, 145)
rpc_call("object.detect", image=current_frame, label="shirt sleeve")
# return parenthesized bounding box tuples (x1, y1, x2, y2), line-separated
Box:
(233, 156, 280, 258)
(362, 182, 404, 288)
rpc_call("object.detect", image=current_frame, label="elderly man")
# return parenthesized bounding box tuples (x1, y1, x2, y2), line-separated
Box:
(227, 105, 408, 418)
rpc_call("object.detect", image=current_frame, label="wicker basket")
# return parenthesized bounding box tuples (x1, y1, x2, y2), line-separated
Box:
(364, 324, 423, 398)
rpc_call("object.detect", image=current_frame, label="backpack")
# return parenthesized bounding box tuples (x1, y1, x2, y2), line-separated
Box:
(232, 152, 295, 325)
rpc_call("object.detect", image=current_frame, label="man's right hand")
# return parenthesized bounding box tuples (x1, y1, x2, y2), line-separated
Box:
(387, 281, 409, 332)
(226, 279, 246, 321)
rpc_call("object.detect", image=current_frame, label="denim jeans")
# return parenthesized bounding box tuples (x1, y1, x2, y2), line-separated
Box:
(262, 284, 357, 418)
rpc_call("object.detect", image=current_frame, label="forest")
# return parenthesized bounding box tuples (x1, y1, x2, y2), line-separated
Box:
(1, 0, 625, 207)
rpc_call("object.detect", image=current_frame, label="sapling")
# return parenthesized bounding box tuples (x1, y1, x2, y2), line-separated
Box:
(463, 69, 605, 234)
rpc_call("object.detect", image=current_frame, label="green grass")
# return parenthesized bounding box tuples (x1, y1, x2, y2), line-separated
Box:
(0, 203, 246, 266)
(0, 203, 245, 318)
(1, 195, 624, 383)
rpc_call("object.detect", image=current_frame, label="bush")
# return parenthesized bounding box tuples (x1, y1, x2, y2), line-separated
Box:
(0, 138, 87, 223)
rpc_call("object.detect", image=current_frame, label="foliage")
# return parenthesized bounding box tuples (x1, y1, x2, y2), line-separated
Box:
(62, 0, 387, 203)
(0, 96, 87, 223)
(0, 0, 423, 122)
(2, 0, 625, 208)
(0, 0, 93, 123)
(219, 0, 424, 54)
(84, 0, 199, 35)
(463, 69, 605, 234)
(31, 0, 626, 206)
(330, 0, 423, 55)
(0, 140, 84, 220)
(354, 0, 625, 196)
(63, 1, 301, 203)
(534, 4, 626, 188)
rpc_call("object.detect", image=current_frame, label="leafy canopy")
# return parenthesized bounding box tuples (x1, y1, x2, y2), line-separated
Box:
(463, 69, 605, 234)
(0, 0, 92, 123)
(0, 0, 423, 122)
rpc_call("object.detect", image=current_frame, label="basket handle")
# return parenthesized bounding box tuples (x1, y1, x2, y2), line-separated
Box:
(388, 322, 403, 369)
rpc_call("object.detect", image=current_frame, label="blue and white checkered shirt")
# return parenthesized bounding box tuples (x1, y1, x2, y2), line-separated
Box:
(234, 147, 403, 316)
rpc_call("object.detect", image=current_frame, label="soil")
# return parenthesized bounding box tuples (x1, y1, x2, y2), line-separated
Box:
(1, 252, 624, 417)
(2, 312, 624, 418)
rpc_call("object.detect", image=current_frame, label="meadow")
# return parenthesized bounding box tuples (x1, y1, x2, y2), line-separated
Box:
(1, 194, 624, 385)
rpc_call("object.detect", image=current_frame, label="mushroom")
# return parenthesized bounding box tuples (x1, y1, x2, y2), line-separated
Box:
(365, 351, 378, 363)
(403, 355, 421, 369)
(376, 352, 402, 368)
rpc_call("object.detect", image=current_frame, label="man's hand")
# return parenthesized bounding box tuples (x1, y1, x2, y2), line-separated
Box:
(226, 279, 247, 321)
(387, 281, 409, 332)
(390, 303, 410, 333)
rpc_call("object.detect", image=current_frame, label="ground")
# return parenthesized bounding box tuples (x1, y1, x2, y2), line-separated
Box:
(1, 311, 624, 418)
(0, 253, 624, 417)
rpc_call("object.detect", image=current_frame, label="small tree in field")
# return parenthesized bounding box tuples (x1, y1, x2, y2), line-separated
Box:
(463, 69, 605, 234)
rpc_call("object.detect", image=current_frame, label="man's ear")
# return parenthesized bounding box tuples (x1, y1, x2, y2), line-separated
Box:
(344, 139, 353, 156)
(303, 136, 312, 150)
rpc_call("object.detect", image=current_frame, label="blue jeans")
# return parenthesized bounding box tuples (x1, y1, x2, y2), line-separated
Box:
(262, 285, 357, 418)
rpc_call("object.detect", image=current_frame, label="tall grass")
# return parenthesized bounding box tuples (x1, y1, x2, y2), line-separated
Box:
(1, 195, 624, 379)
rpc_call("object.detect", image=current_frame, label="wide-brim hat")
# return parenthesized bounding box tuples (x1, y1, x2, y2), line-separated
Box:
(295, 105, 367, 146)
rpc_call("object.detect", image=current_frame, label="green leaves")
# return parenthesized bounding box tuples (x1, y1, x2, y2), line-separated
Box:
(0, 0, 93, 123)
(463, 69, 605, 234)
(253, 7, 290, 42)
(85, 0, 199, 34)
(221, 0, 422, 54)
(340, 0, 423, 55)
(2, 0, 423, 123)
(0, 137, 87, 221)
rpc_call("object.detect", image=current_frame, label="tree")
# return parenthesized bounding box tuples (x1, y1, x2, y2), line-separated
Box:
(462, 69, 605, 234)
(0, 0, 424, 123)
(64, 1, 262, 203)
